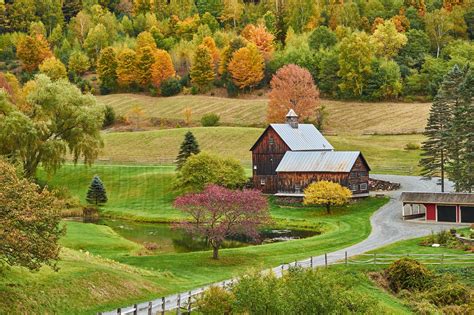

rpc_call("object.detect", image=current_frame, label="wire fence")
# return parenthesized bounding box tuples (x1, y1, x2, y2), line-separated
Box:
(98, 252, 474, 315)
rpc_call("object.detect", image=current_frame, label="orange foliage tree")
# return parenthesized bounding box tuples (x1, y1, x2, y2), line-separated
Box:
(151, 49, 176, 88)
(16, 35, 52, 72)
(202, 36, 220, 70)
(227, 44, 264, 89)
(267, 64, 320, 123)
(242, 24, 274, 60)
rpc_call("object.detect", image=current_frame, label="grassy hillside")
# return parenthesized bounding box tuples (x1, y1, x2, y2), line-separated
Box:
(98, 94, 430, 135)
(97, 127, 423, 174)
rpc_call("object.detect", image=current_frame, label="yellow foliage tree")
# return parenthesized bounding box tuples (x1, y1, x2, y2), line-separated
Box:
(202, 36, 220, 70)
(16, 35, 52, 72)
(38, 57, 67, 81)
(136, 31, 157, 49)
(228, 44, 264, 89)
(303, 181, 352, 214)
(136, 46, 156, 87)
(190, 45, 215, 91)
(116, 48, 137, 88)
(242, 24, 275, 61)
(370, 20, 408, 59)
(151, 49, 176, 88)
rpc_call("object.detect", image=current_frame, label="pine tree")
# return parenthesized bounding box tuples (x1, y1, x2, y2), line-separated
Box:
(190, 45, 215, 92)
(419, 65, 464, 192)
(86, 175, 108, 206)
(176, 131, 200, 170)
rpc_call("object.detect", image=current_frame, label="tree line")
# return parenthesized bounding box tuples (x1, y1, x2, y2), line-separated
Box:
(0, 0, 473, 101)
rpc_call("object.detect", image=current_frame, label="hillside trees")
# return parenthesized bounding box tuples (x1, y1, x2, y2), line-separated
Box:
(190, 45, 215, 91)
(135, 46, 155, 88)
(68, 50, 90, 75)
(0, 159, 64, 271)
(16, 35, 53, 72)
(174, 185, 269, 259)
(38, 57, 67, 80)
(228, 44, 264, 90)
(151, 49, 176, 89)
(0, 75, 104, 178)
(97, 47, 118, 93)
(116, 48, 137, 89)
(370, 20, 407, 59)
(267, 64, 320, 123)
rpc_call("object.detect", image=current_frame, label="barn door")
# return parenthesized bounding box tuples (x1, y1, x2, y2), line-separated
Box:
(437, 205, 456, 222)
(460, 206, 474, 223)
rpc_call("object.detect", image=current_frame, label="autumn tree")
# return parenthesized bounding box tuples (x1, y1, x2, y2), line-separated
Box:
(190, 45, 215, 92)
(136, 31, 157, 49)
(97, 47, 118, 93)
(38, 57, 67, 81)
(303, 181, 352, 214)
(83, 23, 109, 62)
(228, 44, 264, 90)
(218, 37, 246, 77)
(370, 20, 408, 59)
(68, 50, 90, 75)
(69, 10, 92, 45)
(116, 48, 137, 88)
(151, 49, 176, 89)
(136, 46, 156, 87)
(242, 24, 275, 61)
(16, 35, 53, 72)
(267, 64, 320, 123)
(338, 32, 373, 97)
(174, 185, 270, 259)
(202, 36, 220, 70)
(0, 159, 64, 271)
(0, 75, 104, 178)
(424, 9, 455, 57)
(220, 0, 244, 28)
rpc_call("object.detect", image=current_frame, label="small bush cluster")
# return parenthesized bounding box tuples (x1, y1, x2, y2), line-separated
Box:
(421, 230, 468, 250)
(404, 142, 420, 150)
(102, 105, 116, 128)
(160, 77, 182, 97)
(196, 268, 380, 314)
(200, 113, 220, 127)
(386, 258, 432, 292)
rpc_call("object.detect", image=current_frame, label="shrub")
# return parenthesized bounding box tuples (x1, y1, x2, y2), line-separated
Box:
(160, 77, 182, 96)
(425, 282, 471, 306)
(195, 286, 235, 315)
(405, 142, 420, 150)
(201, 113, 220, 127)
(103, 105, 116, 128)
(386, 258, 432, 292)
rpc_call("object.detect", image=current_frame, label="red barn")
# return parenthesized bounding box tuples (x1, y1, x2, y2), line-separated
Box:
(401, 192, 474, 223)
(250, 109, 370, 197)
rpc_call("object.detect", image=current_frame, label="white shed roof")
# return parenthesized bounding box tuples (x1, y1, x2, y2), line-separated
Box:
(276, 151, 362, 173)
(270, 124, 334, 151)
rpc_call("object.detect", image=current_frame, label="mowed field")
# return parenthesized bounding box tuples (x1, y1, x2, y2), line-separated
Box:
(98, 127, 424, 175)
(97, 94, 431, 135)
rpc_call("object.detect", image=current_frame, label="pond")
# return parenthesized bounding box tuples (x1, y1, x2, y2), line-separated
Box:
(74, 218, 320, 254)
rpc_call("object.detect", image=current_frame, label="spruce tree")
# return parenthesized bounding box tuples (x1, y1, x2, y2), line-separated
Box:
(86, 175, 108, 206)
(419, 65, 464, 192)
(176, 131, 200, 170)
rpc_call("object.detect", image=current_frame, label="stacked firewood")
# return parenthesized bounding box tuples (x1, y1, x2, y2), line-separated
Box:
(368, 178, 401, 191)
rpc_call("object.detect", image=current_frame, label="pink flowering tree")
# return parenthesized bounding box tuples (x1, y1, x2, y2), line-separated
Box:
(174, 185, 270, 259)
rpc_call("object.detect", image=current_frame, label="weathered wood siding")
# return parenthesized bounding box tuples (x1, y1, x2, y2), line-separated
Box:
(252, 127, 289, 193)
(277, 156, 370, 195)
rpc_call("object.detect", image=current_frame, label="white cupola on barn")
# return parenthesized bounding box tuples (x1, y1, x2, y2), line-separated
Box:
(285, 109, 299, 128)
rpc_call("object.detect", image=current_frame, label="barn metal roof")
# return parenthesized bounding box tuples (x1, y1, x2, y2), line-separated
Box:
(270, 124, 334, 151)
(276, 151, 361, 173)
(400, 192, 474, 205)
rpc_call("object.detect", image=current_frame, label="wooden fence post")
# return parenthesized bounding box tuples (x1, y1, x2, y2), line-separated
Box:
(133, 304, 138, 315)
(310, 256, 313, 268)
(345, 251, 348, 265)
(117, 308, 121, 315)
(148, 301, 152, 315)
(177, 294, 181, 315)
(324, 253, 328, 267)
(373, 253, 376, 265)
(161, 297, 165, 315)
(187, 291, 192, 313)
(441, 254, 444, 265)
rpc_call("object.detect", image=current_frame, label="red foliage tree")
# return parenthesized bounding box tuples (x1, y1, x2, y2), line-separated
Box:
(267, 64, 320, 123)
(174, 185, 270, 259)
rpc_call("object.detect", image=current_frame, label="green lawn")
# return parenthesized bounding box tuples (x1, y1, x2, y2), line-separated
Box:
(94, 127, 423, 175)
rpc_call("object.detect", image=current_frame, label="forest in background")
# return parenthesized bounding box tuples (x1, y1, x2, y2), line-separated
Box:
(0, 0, 473, 102)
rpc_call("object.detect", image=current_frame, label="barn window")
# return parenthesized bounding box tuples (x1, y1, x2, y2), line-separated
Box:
(295, 184, 301, 193)
(260, 178, 266, 185)
(359, 171, 367, 177)
(269, 137, 275, 146)
(360, 183, 368, 191)
(350, 172, 357, 178)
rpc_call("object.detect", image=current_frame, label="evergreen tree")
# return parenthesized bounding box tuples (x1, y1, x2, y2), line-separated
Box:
(176, 131, 200, 170)
(419, 65, 464, 192)
(86, 175, 108, 206)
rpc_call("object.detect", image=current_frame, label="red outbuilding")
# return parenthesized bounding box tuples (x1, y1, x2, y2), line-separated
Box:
(400, 192, 474, 223)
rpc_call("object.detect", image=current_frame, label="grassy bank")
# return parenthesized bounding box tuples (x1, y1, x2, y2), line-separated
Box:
(98, 93, 430, 135)
(95, 127, 423, 174)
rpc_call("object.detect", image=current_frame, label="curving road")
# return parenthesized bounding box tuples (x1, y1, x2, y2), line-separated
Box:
(101, 175, 464, 315)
